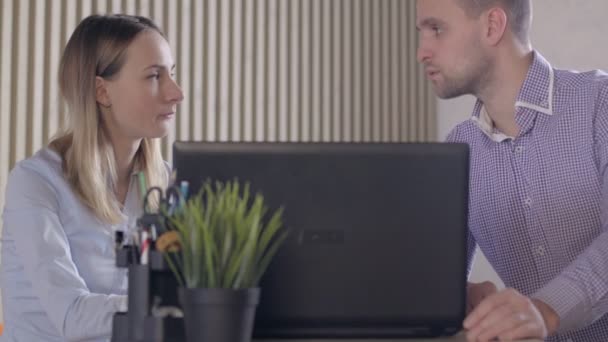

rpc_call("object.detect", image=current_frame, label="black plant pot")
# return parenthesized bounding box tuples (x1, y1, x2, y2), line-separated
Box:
(178, 287, 260, 342)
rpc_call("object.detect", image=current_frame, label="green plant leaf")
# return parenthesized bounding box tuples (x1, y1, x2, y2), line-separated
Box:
(161, 178, 287, 289)
(253, 230, 289, 285)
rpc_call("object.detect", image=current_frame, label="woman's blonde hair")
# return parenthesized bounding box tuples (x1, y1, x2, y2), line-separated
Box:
(50, 14, 168, 224)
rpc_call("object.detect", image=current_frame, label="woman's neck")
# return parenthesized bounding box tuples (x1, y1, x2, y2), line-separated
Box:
(110, 135, 142, 189)
(114, 140, 141, 206)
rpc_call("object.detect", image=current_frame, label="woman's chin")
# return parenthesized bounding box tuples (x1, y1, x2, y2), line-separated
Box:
(141, 127, 170, 140)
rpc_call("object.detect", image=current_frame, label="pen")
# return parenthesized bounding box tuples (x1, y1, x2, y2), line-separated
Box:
(180, 180, 189, 201)
(140, 229, 150, 265)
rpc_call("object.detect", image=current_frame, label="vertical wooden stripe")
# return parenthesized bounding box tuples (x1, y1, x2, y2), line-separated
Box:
(361, 0, 369, 141)
(273, 0, 279, 142)
(407, 0, 417, 141)
(217, 0, 229, 141)
(75, 0, 83, 20)
(373, 0, 382, 141)
(162, 0, 177, 158)
(206, 0, 217, 141)
(201, 0, 209, 141)
(29, 0, 46, 154)
(242, 0, 253, 141)
(291, 0, 297, 140)
(45, 0, 61, 142)
(296, 0, 303, 141)
(95, 0, 106, 14)
(352, 0, 361, 141)
(11, 0, 28, 166)
(251, 0, 259, 141)
(26, 0, 36, 156)
(321, 0, 331, 142)
(256, 0, 266, 141)
(302, 0, 311, 141)
(191, 0, 203, 140)
(0, 0, 13, 232)
(342, 0, 351, 142)
(313, 0, 321, 142)
(237, 0, 246, 141)
(265, 0, 276, 142)
(277, 0, 288, 142)
(333, 0, 342, 142)
(177, 0, 191, 142)
(324, 0, 333, 142)
(382, 0, 391, 142)
(402, 0, 409, 141)
(124, 0, 136, 14)
(135, 0, 146, 16)
(390, 0, 399, 142)
(229, 0, 238, 141)
(229, 0, 240, 141)
(109, 0, 121, 13)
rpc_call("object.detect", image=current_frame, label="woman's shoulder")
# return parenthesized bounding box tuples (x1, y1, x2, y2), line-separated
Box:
(9, 147, 63, 183)
(5, 148, 66, 205)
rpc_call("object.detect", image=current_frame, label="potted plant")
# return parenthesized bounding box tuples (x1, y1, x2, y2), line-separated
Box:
(161, 179, 288, 342)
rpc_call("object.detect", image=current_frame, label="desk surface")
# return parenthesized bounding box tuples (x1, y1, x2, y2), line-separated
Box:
(257, 339, 540, 341)
(256, 332, 541, 341)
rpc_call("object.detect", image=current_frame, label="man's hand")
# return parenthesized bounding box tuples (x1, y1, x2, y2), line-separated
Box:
(463, 288, 560, 341)
(467, 281, 498, 314)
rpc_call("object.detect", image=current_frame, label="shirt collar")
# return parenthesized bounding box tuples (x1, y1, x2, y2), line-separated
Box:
(471, 51, 555, 142)
(514, 51, 555, 115)
(472, 106, 515, 142)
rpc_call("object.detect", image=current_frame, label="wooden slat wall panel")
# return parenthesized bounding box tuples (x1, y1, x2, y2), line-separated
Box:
(0, 0, 434, 256)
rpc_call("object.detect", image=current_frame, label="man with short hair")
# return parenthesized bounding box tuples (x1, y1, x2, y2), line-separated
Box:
(416, 0, 608, 341)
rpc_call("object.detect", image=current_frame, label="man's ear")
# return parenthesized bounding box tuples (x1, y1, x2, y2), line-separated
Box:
(96, 76, 112, 108)
(484, 7, 508, 46)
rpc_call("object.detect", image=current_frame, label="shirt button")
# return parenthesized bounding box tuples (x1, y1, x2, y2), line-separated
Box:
(514, 146, 524, 154)
(524, 197, 532, 206)
(535, 246, 546, 256)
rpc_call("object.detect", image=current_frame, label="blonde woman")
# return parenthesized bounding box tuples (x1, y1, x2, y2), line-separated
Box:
(1, 14, 183, 341)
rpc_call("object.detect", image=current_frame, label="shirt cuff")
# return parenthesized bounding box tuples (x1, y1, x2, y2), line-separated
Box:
(532, 275, 590, 333)
(110, 294, 128, 313)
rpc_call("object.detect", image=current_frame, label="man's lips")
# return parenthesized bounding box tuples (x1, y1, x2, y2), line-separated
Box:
(426, 68, 440, 78)
(159, 112, 175, 119)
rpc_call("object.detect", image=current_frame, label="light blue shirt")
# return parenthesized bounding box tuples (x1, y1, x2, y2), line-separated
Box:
(1, 148, 148, 341)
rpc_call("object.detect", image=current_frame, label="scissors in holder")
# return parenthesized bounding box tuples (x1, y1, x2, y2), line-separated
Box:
(141, 185, 183, 233)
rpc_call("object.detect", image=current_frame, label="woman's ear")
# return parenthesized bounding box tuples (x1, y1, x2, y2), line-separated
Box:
(96, 76, 112, 108)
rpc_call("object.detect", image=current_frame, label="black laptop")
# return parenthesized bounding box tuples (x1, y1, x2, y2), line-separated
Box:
(173, 142, 469, 339)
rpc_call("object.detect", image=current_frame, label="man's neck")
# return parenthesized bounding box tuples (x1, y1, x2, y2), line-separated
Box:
(478, 48, 534, 138)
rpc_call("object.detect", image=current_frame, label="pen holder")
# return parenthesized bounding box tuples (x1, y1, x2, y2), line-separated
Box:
(111, 248, 185, 342)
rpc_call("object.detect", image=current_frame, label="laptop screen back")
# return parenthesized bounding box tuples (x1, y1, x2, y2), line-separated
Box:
(172, 142, 469, 338)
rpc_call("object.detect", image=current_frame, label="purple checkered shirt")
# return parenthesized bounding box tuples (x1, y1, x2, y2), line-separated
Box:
(446, 51, 608, 342)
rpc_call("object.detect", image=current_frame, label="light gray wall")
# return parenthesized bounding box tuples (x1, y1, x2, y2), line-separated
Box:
(437, 0, 608, 287)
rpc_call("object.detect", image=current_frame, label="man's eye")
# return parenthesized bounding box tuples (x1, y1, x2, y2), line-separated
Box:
(148, 74, 160, 79)
(432, 26, 442, 35)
